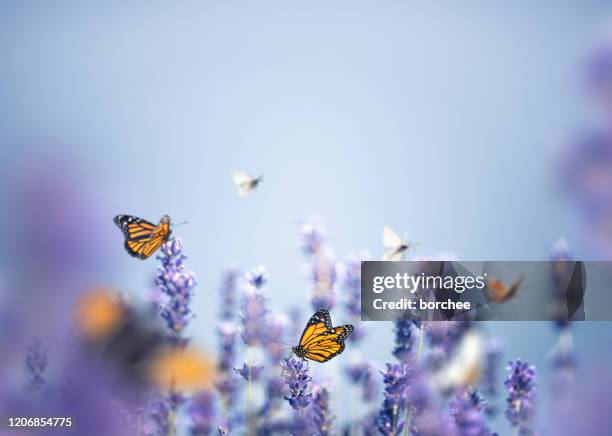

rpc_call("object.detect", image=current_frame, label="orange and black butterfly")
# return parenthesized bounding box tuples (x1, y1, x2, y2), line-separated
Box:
(486, 275, 525, 303)
(292, 309, 353, 363)
(114, 214, 172, 259)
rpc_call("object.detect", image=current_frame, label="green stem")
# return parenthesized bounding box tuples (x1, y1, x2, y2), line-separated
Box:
(167, 407, 176, 436)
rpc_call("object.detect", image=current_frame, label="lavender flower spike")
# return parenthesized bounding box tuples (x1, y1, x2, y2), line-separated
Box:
(311, 385, 334, 435)
(450, 389, 495, 436)
(188, 391, 216, 435)
(376, 362, 413, 435)
(505, 359, 536, 435)
(155, 238, 196, 344)
(281, 357, 312, 410)
(240, 270, 269, 347)
(26, 337, 48, 392)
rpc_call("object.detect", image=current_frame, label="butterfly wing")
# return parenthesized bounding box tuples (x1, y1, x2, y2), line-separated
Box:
(298, 310, 353, 363)
(232, 171, 255, 197)
(114, 215, 168, 259)
(302, 324, 354, 363)
(298, 309, 333, 346)
(487, 276, 523, 303)
(383, 226, 405, 249)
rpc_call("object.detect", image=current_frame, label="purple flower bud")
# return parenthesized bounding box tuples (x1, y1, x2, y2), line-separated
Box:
(245, 266, 269, 289)
(234, 361, 265, 382)
(281, 357, 312, 410)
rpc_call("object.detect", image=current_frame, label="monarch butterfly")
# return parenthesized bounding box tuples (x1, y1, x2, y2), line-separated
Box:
(114, 214, 172, 259)
(486, 276, 524, 303)
(292, 309, 353, 363)
(232, 170, 263, 197)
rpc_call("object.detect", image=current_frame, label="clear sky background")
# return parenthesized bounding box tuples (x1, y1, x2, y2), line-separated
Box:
(2, 1, 612, 433)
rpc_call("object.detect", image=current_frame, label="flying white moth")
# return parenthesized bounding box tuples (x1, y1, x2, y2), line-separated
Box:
(232, 171, 263, 197)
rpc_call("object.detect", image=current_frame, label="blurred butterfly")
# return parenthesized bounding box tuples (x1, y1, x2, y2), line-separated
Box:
(114, 214, 172, 259)
(486, 275, 524, 303)
(432, 330, 484, 393)
(232, 170, 262, 197)
(292, 309, 353, 363)
(382, 226, 414, 261)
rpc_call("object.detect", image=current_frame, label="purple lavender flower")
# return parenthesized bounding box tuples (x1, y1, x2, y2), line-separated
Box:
(299, 218, 327, 255)
(259, 375, 285, 418)
(26, 337, 48, 392)
(340, 252, 370, 342)
(144, 396, 171, 436)
(188, 391, 216, 435)
(299, 218, 337, 311)
(281, 357, 312, 410)
(155, 238, 196, 344)
(310, 252, 337, 311)
(311, 385, 334, 435)
(216, 376, 239, 410)
(234, 361, 265, 382)
(549, 330, 577, 398)
(244, 265, 269, 289)
(450, 389, 495, 436)
(240, 271, 269, 347)
(218, 321, 239, 373)
(505, 359, 536, 435)
(344, 361, 376, 402)
(376, 362, 413, 435)
(426, 321, 469, 370)
(482, 339, 502, 417)
(393, 315, 418, 362)
(219, 270, 240, 321)
(264, 312, 290, 363)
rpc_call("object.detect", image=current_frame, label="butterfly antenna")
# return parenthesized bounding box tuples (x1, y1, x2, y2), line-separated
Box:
(273, 339, 293, 347)
(172, 221, 189, 227)
(276, 348, 292, 361)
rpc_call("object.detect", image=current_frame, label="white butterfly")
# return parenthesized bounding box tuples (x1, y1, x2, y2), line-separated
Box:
(431, 330, 484, 392)
(232, 171, 263, 197)
(382, 226, 412, 261)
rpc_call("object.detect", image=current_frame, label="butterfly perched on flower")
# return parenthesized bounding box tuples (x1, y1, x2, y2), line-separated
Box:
(382, 226, 415, 261)
(292, 309, 353, 363)
(486, 275, 525, 303)
(114, 214, 172, 259)
(232, 170, 262, 197)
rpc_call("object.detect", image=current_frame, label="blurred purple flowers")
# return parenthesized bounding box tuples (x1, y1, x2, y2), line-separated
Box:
(311, 385, 334, 435)
(450, 389, 495, 436)
(299, 218, 337, 311)
(281, 357, 312, 410)
(156, 238, 196, 344)
(26, 337, 48, 392)
(504, 359, 536, 435)
(188, 391, 216, 435)
(240, 267, 269, 347)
